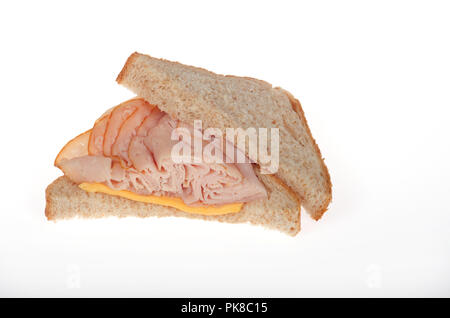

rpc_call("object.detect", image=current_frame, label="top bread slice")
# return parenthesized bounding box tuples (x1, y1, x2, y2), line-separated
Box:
(116, 52, 332, 220)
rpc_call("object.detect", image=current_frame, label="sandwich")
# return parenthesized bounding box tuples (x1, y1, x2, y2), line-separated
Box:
(45, 52, 332, 236)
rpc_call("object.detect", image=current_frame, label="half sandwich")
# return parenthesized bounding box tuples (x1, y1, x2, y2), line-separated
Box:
(45, 53, 332, 236)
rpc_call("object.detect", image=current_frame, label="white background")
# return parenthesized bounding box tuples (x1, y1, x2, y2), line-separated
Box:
(0, 0, 449, 297)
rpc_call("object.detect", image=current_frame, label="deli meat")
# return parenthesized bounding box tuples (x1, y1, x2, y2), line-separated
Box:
(56, 98, 267, 205)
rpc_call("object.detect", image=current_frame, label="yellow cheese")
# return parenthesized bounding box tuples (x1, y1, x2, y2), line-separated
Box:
(79, 182, 243, 216)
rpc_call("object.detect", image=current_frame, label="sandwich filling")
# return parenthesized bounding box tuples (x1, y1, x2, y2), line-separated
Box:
(55, 98, 267, 215)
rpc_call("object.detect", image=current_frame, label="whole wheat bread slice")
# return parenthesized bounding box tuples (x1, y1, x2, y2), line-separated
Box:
(46, 168, 301, 236)
(116, 53, 332, 219)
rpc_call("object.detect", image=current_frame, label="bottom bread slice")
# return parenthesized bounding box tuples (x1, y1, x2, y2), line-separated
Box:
(45, 173, 301, 236)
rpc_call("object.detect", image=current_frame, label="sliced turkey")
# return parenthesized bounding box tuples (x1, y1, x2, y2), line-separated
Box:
(56, 98, 267, 206)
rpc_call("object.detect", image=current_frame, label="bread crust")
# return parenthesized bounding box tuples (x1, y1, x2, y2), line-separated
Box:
(116, 52, 140, 84)
(280, 89, 332, 220)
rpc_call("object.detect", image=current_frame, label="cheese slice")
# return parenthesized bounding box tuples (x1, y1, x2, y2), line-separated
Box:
(79, 182, 243, 215)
